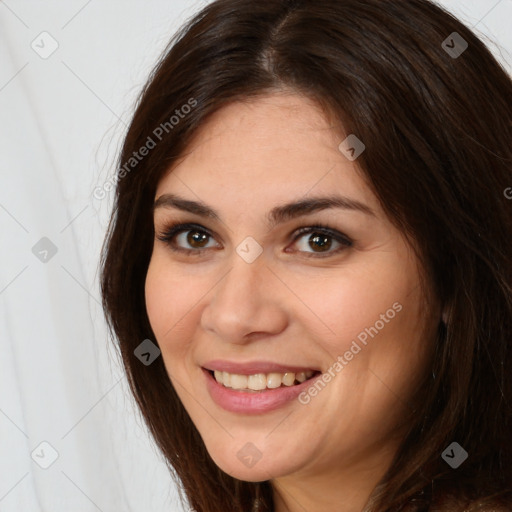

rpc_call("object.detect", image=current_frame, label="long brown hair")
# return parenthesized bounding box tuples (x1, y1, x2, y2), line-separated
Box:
(100, 0, 512, 510)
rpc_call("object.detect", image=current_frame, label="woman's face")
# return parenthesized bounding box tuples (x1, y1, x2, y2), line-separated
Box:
(145, 92, 441, 484)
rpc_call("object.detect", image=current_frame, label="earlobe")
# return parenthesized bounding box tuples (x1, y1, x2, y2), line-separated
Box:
(441, 308, 448, 325)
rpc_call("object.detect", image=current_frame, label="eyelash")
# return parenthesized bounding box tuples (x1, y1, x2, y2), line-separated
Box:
(156, 222, 353, 258)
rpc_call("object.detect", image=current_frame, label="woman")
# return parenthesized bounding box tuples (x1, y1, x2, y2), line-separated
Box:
(100, 0, 512, 510)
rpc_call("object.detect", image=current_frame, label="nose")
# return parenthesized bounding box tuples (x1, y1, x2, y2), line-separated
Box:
(200, 252, 288, 344)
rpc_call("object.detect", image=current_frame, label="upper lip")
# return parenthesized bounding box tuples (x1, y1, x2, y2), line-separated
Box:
(202, 359, 320, 375)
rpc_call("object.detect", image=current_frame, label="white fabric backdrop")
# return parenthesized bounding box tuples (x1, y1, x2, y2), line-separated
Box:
(0, 1, 510, 511)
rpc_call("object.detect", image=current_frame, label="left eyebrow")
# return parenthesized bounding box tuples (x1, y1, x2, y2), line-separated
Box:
(153, 193, 376, 229)
(265, 195, 376, 228)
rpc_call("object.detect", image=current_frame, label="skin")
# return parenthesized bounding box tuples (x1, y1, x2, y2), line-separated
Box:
(145, 91, 443, 512)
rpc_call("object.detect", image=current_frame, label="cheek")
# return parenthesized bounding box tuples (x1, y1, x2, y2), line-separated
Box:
(291, 251, 432, 405)
(144, 255, 199, 354)
(307, 266, 432, 429)
(289, 258, 416, 352)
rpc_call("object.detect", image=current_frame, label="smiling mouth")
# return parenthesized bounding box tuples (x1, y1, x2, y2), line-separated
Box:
(207, 369, 321, 392)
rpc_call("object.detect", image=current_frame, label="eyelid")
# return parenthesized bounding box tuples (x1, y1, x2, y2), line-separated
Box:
(155, 221, 353, 257)
(155, 222, 220, 251)
(291, 224, 353, 246)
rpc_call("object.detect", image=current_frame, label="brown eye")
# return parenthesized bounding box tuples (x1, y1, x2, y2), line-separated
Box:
(156, 223, 219, 255)
(290, 225, 353, 258)
(185, 230, 210, 248)
(305, 233, 333, 252)
(157, 222, 352, 258)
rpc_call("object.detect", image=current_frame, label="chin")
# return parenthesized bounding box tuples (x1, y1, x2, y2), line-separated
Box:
(204, 441, 304, 482)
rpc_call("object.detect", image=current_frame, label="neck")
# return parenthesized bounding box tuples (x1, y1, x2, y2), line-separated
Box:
(270, 441, 399, 512)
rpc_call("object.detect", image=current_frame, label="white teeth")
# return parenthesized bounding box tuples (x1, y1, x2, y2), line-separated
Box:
(212, 369, 315, 390)
(247, 373, 267, 390)
(296, 372, 307, 383)
(230, 374, 248, 390)
(282, 372, 295, 386)
(222, 371, 231, 387)
(266, 373, 283, 389)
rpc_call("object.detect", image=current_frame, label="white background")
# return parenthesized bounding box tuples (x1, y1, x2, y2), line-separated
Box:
(1, 1, 510, 511)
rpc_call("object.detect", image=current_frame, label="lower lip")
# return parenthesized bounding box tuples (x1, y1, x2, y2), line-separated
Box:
(202, 368, 321, 414)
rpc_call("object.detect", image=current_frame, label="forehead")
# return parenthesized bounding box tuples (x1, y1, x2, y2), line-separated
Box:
(155, 93, 377, 212)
